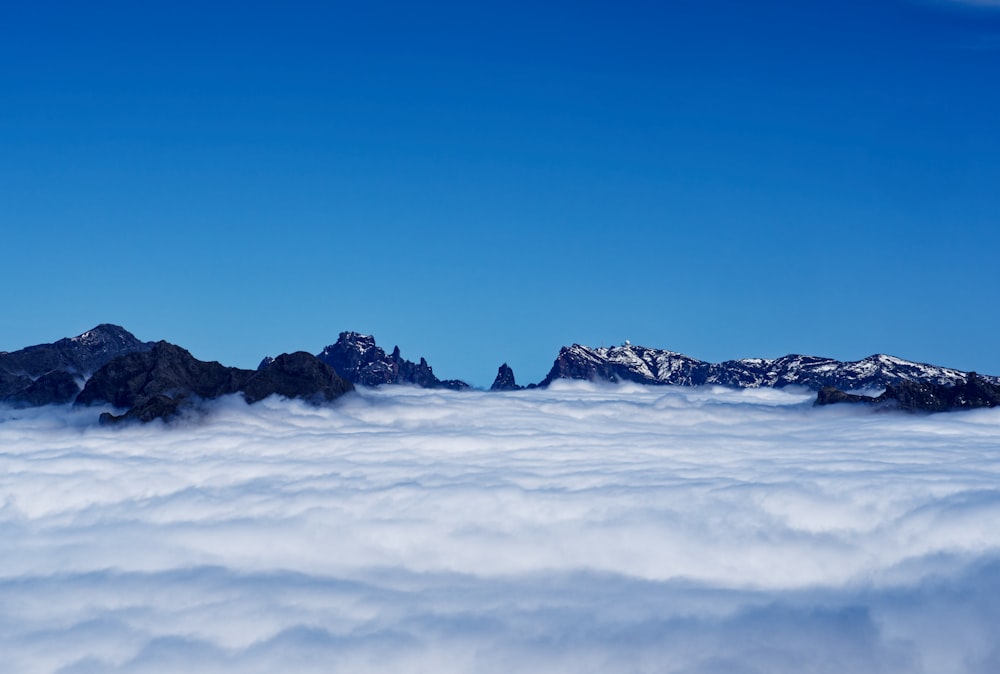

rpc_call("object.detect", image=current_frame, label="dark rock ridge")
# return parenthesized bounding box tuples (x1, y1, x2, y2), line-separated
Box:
(1, 324, 153, 405)
(242, 352, 354, 404)
(77, 341, 252, 410)
(5, 371, 81, 407)
(317, 332, 468, 390)
(100, 395, 187, 425)
(80, 342, 353, 424)
(816, 373, 1000, 412)
(490, 363, 522, 391)
(538, 343, 998, 391)
(5, 326, 998, 418)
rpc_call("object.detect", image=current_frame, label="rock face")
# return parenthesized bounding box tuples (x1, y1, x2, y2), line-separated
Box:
(815, 387, 874, 406)
(100, 395, 186, 425)
(5, 370, 81, 407)
(490, 363, 522, 391)
(1, 324, 153, 405)
(242, 352, 354, 404)
(0, 323, 153, 377)
(540, 344, 707, 387)
(0, 370, 33, 402)
(76, 341, 251, 410)
(80, 343, 353, 423)
(317, 332, 468, 390)
(317, 333, 395, 386)
(538, 343, 996, 391)
(816, 373, 1000, 412)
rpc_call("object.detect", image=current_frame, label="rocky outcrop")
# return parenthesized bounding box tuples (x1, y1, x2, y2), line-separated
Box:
(540, 344, 709, 387)
(317, 332, 468, 390)
(76, 341, 251, 409)
(317, 333, 395, 386)
(1, 324, 153, 405)
(490, 363, 522, 391)
(99, 395, 187, 425)
(242, 352, 354, 404)
(80, 343, 353, 423)
(5, 371, 81, 407)
(815, 373, 1000, 412)
(0, 324, 152, 380)
(815, 387, 874, 406)
(0, 371, 32, 402)
(537, 343, 996, 391)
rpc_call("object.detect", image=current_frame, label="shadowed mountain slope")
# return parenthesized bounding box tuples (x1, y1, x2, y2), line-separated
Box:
(78, 343, 353, 424)
(1, 324, 153, 405)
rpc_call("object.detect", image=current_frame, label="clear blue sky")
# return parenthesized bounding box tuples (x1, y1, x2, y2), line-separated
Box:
(2, 0, 998, 387)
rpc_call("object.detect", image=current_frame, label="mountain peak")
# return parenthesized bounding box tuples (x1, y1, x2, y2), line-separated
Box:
(1, 325, 155, 405)
(491, 363, 521, 392)
(71, 323, 134, 342)
(538, 343, 997, 391)
(317, 332, 468, 390)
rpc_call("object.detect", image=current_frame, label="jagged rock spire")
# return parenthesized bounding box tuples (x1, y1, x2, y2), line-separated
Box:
(491, 363, 521, 391)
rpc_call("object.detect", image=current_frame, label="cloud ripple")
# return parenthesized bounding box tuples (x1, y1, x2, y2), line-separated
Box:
(2, 383, 1000, 672)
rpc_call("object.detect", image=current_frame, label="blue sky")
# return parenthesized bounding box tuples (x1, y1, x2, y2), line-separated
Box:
(2, 0, 998, 387)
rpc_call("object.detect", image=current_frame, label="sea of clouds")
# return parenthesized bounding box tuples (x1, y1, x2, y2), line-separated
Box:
(2, 382, 1000, 673)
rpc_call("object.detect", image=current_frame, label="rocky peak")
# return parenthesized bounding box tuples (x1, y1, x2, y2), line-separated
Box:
(1, 324, 152, 379)
(81, 343, 354, 423)
(536, 341, 997, 392)
(76, 340, 251, 409)
(317, 332, 397, 386)
(340, 331, 379, 354)
(242, 352, 354, 404)
(316, 332, 468, 390)
(539, 343, 710, 387)
(1, 324, 154, 405)
(70, 323, 136, 345)
(491, 363, 521, 391)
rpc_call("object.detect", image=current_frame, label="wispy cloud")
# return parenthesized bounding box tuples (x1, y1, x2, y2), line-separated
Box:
(2, 384, 1000, 672)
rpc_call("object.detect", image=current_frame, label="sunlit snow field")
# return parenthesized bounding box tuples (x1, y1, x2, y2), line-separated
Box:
(2, 382, 1000, 673)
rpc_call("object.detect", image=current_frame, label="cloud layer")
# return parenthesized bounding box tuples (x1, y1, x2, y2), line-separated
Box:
(2, 384, 1000, 673)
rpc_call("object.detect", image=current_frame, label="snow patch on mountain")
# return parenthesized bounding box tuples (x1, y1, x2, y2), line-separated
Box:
(541, 342, 997, 391)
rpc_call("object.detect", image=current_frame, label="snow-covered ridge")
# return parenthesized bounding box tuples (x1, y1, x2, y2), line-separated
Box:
(541, 343, 996, 391)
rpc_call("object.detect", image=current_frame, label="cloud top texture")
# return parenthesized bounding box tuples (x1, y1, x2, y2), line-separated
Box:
(2, 384, 999, 672)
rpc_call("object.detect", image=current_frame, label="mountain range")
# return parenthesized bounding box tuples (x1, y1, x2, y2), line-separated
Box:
(0, 324, 153, 406)
(2, 325, 998, 421)
(533, 342, 998, 391)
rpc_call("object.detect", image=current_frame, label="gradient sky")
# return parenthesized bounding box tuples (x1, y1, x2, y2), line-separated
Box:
(2, 0, 998, 387)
